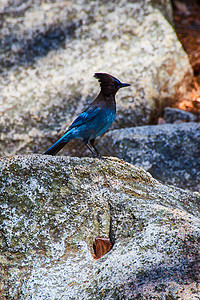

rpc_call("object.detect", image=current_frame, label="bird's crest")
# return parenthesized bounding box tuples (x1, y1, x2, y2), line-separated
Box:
(94, 73, 130, 95)
(94, 73, 121, 89)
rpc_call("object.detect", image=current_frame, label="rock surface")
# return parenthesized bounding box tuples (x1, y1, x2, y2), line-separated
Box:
(0, 155, 200, 299)
(98, 122, 200, 192)
(0, 0, 192, 157)
(163, 107, 198, 123)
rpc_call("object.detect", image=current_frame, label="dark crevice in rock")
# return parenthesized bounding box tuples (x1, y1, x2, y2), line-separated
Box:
(108, 201, 115, 246)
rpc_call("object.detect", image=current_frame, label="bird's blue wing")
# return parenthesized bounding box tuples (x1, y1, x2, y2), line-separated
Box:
(68, 106, 101, 130)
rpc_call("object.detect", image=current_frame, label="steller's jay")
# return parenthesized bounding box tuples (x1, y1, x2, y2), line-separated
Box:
(43, 73, 130, 157)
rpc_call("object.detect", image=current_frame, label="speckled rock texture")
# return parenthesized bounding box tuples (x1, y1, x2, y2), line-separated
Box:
(0, 155, 199, 299)
(163, 107, 198, 123)
(98, 122, 200, 192)
(0, 0, 193, 157)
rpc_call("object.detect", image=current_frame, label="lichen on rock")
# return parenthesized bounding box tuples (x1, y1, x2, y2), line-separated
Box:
(0, 155, 199, 299)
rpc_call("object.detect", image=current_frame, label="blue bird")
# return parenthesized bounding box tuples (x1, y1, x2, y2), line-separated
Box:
(43, 73, 130, 157)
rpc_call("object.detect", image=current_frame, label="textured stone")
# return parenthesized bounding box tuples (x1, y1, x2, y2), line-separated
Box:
(98, 122, 200, 192)
(163, 107, 198, 123)
(0, 0, 192, 157)
(0, 155, 199, 299)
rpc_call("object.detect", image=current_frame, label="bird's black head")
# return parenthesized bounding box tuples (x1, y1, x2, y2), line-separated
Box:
(94, 73, 130, 95)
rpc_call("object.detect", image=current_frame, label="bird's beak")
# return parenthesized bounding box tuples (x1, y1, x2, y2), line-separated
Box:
(120, 83, 131, 88)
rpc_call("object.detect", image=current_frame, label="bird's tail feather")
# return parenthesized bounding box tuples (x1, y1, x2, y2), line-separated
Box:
(43, 131, 72, 155)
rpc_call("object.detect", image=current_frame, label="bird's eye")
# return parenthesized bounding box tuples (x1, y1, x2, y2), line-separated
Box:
(113, 78, 120, 84)
(113, 78, 121, 88)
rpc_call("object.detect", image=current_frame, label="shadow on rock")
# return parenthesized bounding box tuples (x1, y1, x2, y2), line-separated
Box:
(0, 20, 79, 72)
